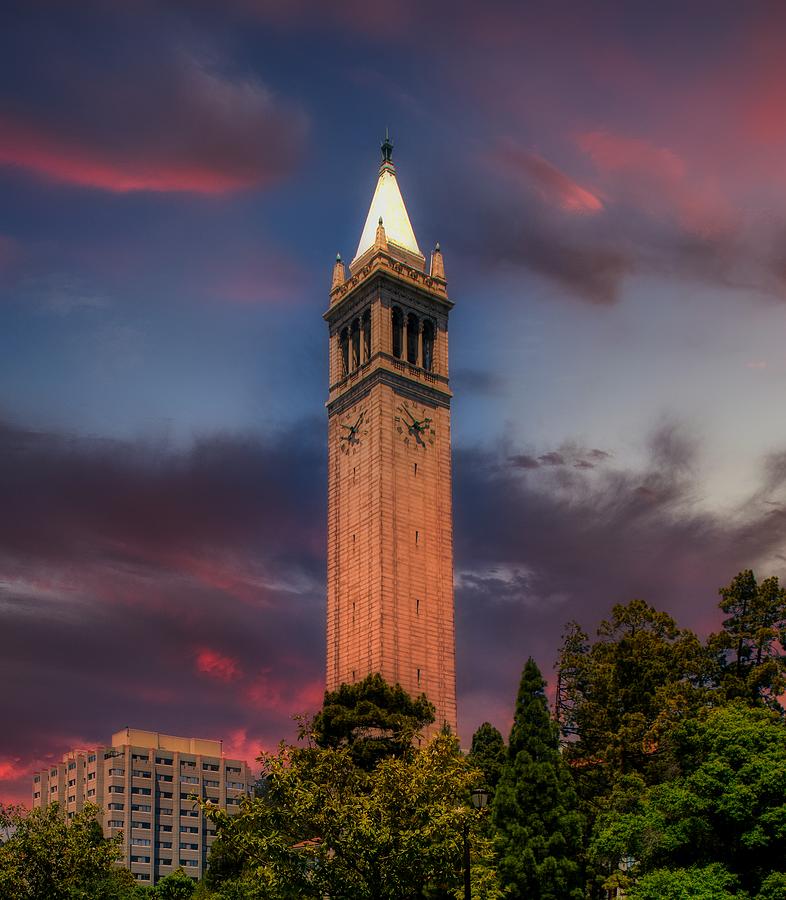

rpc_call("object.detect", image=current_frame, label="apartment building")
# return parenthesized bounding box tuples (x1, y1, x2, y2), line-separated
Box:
(32, 728, 253, 885)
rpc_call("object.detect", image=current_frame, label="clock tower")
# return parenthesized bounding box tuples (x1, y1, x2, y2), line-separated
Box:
(325, 135, 457, 733)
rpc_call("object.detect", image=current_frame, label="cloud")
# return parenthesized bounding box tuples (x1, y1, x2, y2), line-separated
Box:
(450, 368, 507, 396)
(195, 648, 243, 682)
(0, 17, 307, 193)
(492, 143, 603, 214)
(0, 417, 326, 805)
(455, 423, 786, 737)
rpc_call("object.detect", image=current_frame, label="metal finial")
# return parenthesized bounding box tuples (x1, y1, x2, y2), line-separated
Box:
(378, 216, 383, 226)
(435, 242, 441, 252)
(336, 252, 342, 262)
(381, 129, 393, 163)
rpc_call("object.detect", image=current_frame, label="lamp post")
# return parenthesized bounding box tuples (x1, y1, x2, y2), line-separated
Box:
(464, 788, 491, 900)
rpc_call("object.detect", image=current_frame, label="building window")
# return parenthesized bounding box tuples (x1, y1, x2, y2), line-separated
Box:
(339, 327, 349, 376)
(226, 766, 241, 775)
(204, 779, 218, 788)
(159, 857, 172, 865)
(130, 855, 150, 864)
(362, 309, 371, 362)
(109, 768, 124, 776)
(108, 820, 123, 828)
(180, 825, 198, 834)
(180, 760, 196, 769)
(87, 789, 96, 798)
(202, 763, 219, 772)
(88, 754, 96, 763)
(156, 773, 173, 782)
(109, 786, 127, 796)
(157, 841, 173, 849)
(158, 790, 173, 799)
(131, 803, 151, 812)
(391, 306, 404, 359)
(68, 762, 76, 771)
(180, 842, 198, 851)
(155, 757, 173, 766)
(131, 821, 151, 829)
(407, 313, 419, 365)
(34, 776, 40, 784)
(180, 775, 199, 784)
(87, 772, 96, 781)
(422, 320, 435, 372)
(131, 753, 149, 762)
(33, 791, 40, 799)
(180, 809, 198, 818)
(131, 838, 151, 847)
(134, 873, 150, 881)
(350, 318, 360, 370)
(132, 769, 151, 778)
(68, 779, 75, 787)
(180, 859, 199, 867)
(108, 802, 124, 811)
(158, 824, 173, 833)
(50, 786, 57, 794)
(131, 787, 151, 796)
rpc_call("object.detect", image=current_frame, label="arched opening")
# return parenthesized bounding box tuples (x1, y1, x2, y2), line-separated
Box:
(351, 318, 360, 370)
(407, 313, 419, 365)
(362, 309, 371, 363)
(340, 328, 349, 376)
(422, 320, 435, 372)
(391, 306, 403, 359)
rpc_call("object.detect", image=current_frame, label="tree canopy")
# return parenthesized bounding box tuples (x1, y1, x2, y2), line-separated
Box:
(310, 672, 436, 770)
(493, 658, 584, 900)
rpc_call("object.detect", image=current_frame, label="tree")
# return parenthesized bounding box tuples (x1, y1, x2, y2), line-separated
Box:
(556, 600, 709, 791)
(467, 723, 506, 796)
(628, 864, 745, 900)
(310, 672, 436, 769)
(590, 703, 786, 898)
(203, 733, 494, 900)
(493, 658, 584, 900)
(153, 867, 196, 899)
(0, 802, 134, 899)
(709, 570, 786, 710)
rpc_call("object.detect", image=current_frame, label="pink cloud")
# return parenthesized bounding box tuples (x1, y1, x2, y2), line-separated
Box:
(577, 129, 735, 238)
(195, 648, 243, 683)
(0, 53, 306, 194)
(493, 143, 603, 214)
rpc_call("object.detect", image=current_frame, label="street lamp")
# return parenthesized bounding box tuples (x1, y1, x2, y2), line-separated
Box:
(464, 788, 491, 900)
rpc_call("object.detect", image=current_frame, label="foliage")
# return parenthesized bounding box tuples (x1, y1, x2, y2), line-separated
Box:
(152, 867, 196, 899)
(0, 802, 134, 900)
(310, 672, 436, 770)
(591, 703, 786, 898)
(467, 723, 506, 795)
(709, 570, 786, 710)
(493, 658, 584, 900)
(556, 600, 710, 793)
(203, 733, 494, 900)
(628, 864, 745, 899)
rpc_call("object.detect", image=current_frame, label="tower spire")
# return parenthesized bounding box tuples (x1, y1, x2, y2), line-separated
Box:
(381, 128, 393, 164)
(351, 133, 423, 269)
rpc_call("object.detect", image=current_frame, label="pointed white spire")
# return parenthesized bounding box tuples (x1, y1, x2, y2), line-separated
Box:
(351, 132, 423, 267)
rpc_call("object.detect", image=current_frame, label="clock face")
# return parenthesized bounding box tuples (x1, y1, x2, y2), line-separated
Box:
(339, 409, 368, 455)
(395, 401, 436, 449)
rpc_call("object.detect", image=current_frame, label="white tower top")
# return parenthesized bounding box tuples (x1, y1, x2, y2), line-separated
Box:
(352, 133, 422, 266)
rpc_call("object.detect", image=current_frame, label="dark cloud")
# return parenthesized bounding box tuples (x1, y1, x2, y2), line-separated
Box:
(0, 4, 307, 193)
(450, 368, 507, 396)
(0, 417, 326, 803)
(454, 424, 786, 735)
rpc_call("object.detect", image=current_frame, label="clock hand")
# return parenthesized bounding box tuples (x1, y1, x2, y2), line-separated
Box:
(354, 411, 365, 429)
(398, 405, 417, 425)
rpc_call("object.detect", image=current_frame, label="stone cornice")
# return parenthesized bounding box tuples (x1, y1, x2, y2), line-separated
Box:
(325, 250, 451, 321)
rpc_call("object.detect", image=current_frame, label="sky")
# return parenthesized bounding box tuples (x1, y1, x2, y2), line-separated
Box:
(2, 0, 786, 804)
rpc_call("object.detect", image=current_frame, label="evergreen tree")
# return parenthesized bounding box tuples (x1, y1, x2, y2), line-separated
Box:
(493, 658, 584, 900)
(709, 569, 786, 710)
(311, 673, 435, 770)
(467, 722, 506, 795)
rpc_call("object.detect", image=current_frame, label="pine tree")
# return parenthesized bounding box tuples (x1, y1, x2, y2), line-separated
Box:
(467, 722, 506, 796)
(493, 657, 584, 900)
